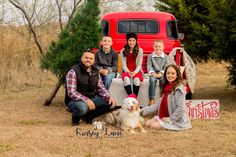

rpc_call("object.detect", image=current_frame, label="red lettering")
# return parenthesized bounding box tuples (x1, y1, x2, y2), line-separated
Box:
(185, 100, 220, 119)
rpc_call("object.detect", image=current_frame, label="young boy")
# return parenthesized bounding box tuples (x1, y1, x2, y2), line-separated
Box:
(94, 36, 118, 89)
(147, 39, 170, 105)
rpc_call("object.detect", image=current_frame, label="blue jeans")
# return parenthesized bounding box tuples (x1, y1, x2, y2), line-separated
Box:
(102, 72, 116, 89)
(149, 76, 163, 99)
(67, 96, 110, 120)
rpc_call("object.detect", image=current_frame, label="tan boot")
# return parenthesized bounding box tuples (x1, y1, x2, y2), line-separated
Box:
(148, 98, 155, 106)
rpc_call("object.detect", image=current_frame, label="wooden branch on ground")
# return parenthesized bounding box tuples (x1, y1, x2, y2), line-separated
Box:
(43, 80, 63, 106)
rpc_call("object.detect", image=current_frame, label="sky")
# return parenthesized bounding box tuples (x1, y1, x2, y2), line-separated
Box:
(0, 0, 157, 25)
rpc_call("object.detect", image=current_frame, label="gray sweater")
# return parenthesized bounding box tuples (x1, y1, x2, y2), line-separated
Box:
(147, 51, 170, 74)
(142, 84, 192, 131)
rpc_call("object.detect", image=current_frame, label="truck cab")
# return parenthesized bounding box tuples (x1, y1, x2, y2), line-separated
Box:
(101, 11, 182, 73)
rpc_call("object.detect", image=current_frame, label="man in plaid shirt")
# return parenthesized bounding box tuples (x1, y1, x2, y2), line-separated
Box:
(65, 51, 116, 126)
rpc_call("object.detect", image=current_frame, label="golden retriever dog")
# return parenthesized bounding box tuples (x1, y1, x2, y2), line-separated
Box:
(106, 94, 147, 133)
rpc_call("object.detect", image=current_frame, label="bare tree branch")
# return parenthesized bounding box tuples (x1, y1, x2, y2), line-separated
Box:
(0, 0, 5, 24)
(8, 0, 45, 55)
(99, 0, 156, 14)
(30, 0, 37, 20)
(55, 0, 64, 31)
(43, 80, 63, 106)
(67, 0, 82, 25)
(33, 0, 54, 27)
(54, 0, 83, 31)
(6, 0, 86, 106)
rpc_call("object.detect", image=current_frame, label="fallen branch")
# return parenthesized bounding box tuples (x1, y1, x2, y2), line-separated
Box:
(43, 80, 63, 106)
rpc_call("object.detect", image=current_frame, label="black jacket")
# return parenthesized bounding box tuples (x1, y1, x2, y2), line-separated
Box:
(64, 62, 99, 105)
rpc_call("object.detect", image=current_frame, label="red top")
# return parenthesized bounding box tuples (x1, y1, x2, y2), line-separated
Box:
(126, 52, 136, 72)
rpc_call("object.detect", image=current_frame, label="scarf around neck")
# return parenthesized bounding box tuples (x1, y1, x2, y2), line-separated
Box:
(159, 82, 175, 119)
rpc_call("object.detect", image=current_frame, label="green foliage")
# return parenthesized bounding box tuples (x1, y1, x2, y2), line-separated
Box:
(228, 59, 236, 88)
(156, 0, 214, 60)
(207, 0, 236, 87)
(40, 0, 101, 79)
(156, 0, 236, 86)
(210, 0, 236, 60)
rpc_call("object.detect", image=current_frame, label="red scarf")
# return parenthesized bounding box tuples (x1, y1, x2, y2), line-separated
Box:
(159, 82, 174, 119)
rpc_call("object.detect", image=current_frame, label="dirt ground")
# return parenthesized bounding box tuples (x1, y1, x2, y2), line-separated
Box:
(0, 61, 236, 157)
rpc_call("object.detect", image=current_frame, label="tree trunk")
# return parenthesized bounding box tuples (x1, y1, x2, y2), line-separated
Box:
(43, 80, 63, 106)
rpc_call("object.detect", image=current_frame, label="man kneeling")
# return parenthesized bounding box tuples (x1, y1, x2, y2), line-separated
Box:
(65, 51, 116, 126)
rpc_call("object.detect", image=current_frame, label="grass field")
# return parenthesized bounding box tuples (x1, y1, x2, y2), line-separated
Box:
(0, 60, 235, 157)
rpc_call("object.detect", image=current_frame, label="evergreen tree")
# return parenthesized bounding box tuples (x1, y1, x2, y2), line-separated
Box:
(156, 0, 236, 87)
(155, 0, 214, 60)
(210, 0, 236, 87)
(40, 0, 101, 105)
(41, 0, 101, 80)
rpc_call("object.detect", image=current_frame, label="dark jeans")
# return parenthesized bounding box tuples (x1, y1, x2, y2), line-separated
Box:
(102, 72, 116, 89)
(67, 96, 110, 121)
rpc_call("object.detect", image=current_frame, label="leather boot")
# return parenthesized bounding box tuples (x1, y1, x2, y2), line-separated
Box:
(133, 85, 140, 97)
(124, 85, 132, 95)
(71, 115, 80, 126)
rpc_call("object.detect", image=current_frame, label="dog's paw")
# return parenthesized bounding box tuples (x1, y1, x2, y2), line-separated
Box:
(130, 129, 136, 134)
(141, 128, 147, 133)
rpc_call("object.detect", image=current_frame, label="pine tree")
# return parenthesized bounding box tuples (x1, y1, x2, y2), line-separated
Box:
(156, 0, 236, 87)
(210, 0, 236, 87)
(155, 0, 214, 60)
(41, 0, 101, 79)
(40, 0, 102, 105)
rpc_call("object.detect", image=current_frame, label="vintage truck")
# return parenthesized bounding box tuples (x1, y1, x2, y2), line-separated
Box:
(101, 11, 195, 104)
(101, 11, 184, 72)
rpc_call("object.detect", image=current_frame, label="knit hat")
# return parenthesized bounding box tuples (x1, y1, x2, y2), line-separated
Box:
(123, 93, 138, 107)
(127, 94, 137, 99)
(126, 32, 137, 41)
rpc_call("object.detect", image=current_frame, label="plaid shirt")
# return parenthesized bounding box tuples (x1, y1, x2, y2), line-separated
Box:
(66, 69, 111, 103)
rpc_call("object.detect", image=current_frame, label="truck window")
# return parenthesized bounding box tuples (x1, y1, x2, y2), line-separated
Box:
(102, 20, 109, 36)
(118, 20, 159, 34)
(167, 20, 178, 39)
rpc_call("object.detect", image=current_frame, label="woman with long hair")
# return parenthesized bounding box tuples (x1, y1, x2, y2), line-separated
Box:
(142, 64, 192, 131)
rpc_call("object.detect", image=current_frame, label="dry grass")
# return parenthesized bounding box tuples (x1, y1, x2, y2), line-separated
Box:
(0, 27, 236, 157)
(0, 61, 235, 157)
(0, 25, 59, 90)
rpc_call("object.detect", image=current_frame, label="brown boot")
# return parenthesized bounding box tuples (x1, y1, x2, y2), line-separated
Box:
(148, 98, 155, 106)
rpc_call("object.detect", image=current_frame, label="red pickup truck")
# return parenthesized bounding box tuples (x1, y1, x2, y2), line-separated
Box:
(101, 11, 183, 73)
(101, 11, 195, 99)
